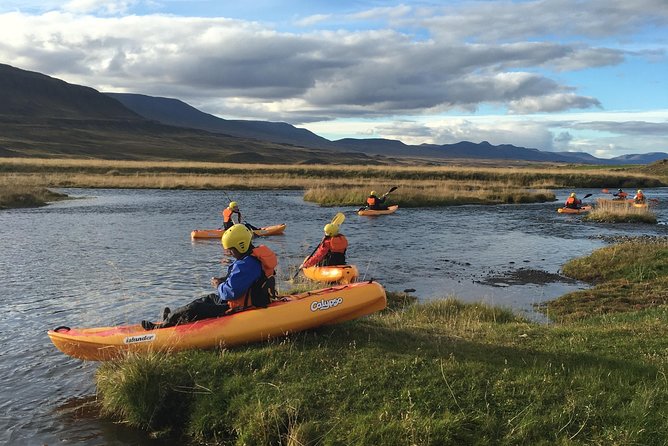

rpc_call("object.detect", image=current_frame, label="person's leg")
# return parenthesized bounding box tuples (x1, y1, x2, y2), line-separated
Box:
(143, 294, 228, 330)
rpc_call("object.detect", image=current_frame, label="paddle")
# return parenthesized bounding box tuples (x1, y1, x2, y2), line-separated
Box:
(359, 186, 398, 211)
(293, 212, 345, 279)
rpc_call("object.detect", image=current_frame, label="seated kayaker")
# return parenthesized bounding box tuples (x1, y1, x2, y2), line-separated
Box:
(365, 190, 389, 210)
(301, 223, 348, 268)
(221, 201, 242, 229)
(633, 189, 646, 204)
(612, 188, 629, 200)
(564, 192, 582, 209)
(141, 224, 278, 330)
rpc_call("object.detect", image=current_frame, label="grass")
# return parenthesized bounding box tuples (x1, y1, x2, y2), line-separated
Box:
(544, 239, 668, 321)
(0, 176, 68, 209)
(96, 240, 668, 444)
(583, 198, 657, 224)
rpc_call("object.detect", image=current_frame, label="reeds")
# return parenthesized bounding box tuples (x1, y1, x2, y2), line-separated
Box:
(584, 198, 657, 223)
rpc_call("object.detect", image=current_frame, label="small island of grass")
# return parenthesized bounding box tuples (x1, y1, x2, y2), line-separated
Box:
(0, 184, 68, 210)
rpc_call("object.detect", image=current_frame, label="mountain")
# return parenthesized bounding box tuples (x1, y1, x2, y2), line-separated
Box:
(108, 91, 667, 165)
(0, 64, 379, 164)
(106, 93, 336, 149)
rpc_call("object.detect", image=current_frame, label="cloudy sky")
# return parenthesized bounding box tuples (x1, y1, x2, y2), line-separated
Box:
(1, 0, 667, 158)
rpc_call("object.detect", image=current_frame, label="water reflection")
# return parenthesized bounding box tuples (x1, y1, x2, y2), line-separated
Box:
(0, 187, 666, 444)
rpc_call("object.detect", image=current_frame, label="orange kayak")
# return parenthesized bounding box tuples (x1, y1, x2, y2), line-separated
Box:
(302, 264, 359, 284)
(358, 205, 399, 216)
(47, 281, 387, 361)
(191, 224, 286, 239)
(557, 206, 592, 214)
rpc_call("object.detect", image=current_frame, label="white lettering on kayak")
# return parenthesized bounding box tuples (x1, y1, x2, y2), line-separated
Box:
(124, 334, 156, 344)
(310, 297, 343, 312)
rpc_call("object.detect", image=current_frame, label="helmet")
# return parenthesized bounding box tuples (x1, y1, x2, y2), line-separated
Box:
(370, 190, 376, 196)
(221, 224, 252, 253)
(324, 223, 339, 237)
(637, 189, 643, 193)
(228, 201, 238, 209)
(570, 193, 576, 198)
(618, 189, 623, 192)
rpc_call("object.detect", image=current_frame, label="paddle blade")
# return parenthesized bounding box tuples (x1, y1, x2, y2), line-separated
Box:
(387, 186, 398, 194)
(332, 212, 345, 226)
(583, 193, 592, 199)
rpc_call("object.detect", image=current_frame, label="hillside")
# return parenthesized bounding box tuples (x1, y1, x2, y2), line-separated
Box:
(0, 64, 378, 164)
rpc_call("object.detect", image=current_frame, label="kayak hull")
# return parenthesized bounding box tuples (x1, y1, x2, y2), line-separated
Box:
(48, 281, 386, 361)
(191, 224, 286, 239)
(358, 205, 399, 216)
(302, 265, 359, 284)
(557, 205, 592, 214)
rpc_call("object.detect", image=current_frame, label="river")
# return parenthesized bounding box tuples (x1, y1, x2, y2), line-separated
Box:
(1, 187, 666, 445)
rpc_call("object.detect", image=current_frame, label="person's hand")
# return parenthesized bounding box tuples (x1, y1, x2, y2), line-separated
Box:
(211, 277, 222, 288)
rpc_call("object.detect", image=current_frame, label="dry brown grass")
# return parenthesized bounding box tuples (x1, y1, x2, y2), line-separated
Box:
(584, 198, 657, 223)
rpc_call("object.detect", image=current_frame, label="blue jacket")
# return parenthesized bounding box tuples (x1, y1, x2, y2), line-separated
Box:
(216, 255, 262, 303)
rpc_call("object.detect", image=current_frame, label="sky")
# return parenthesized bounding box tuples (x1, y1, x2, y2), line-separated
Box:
(0, 0, 667, 158)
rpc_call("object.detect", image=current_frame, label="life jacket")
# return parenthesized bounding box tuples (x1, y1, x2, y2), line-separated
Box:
(635, 192, 645, 203)
(222, 207, 234, 223)
(227, 245, 277, 311)
(565, 197, 580, 208)
(329, 235, 348, 253)
(367, 196, 377, 207)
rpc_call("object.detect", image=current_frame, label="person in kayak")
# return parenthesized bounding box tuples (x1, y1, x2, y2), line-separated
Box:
(141, 224, 278, 330)
(564, 192, 582, 209)
(366, 190, 389, 210)
(633, 189, 646, 204)
(612, 189, 629, 200)
(301, 223, 348, 268)
(221, 201, 242, 229)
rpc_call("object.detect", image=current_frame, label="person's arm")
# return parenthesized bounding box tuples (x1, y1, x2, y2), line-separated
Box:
(236, 210, 242, 224)
(302, 240, 330, 268)
(218, 258, 261, 301)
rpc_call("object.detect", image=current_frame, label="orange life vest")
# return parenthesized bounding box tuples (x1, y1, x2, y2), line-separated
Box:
(222, 207, 234, 223)
(227, 245, 277, 311)
(329, 235, 348, 253)
(367, 196, 377, 206)
(565, 197, 578, 206)
(635, 192, 645, 203)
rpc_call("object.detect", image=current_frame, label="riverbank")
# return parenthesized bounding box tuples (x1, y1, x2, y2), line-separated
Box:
(0, 183, 68, 209)
(96, 239, 668, 445)
(2, 157, 665, 209)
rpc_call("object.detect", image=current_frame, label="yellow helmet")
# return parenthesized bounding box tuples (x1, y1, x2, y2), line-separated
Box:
(324, 223, 339, 237)
(637, 189, 643, 193)
(570, 192, 576, 198)
(228, 201, 238, 209)
(221, 224, 252, 253)
(370, 190, 376, 196)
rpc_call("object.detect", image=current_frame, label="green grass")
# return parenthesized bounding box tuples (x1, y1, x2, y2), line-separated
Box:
(97, 254, 668, 446)
(0, 184, 68, 209)
(544, 240, 668, 321)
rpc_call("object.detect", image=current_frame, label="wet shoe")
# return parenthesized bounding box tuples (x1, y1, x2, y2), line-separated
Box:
(141, 320, 159, 330)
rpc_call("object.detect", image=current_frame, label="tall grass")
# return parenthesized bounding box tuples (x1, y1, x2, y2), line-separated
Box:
(0, 176, 67, 209)
(584, 198, 657, 223)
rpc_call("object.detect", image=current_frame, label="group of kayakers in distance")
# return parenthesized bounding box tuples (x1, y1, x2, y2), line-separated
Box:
(563, 188, 649, 210)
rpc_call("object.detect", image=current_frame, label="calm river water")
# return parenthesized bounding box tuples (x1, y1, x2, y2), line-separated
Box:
(1, 187, 667, 445)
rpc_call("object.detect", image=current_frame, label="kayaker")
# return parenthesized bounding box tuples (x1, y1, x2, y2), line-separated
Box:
(366, 190, 389, 210)
(564, 192, 582, 209)
(301, 223, 348, 268)
(612, 189, 629, 200)
(221, 201, 242, 229)
(141, 224, 278, 330)
(633, 189, 646, 204)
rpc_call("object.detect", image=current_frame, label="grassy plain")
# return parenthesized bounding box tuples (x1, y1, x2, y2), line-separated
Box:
(1, 157, 666, 209)
(95, 240, 668, 445)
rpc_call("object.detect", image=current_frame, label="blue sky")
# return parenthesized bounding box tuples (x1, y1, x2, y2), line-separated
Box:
(1, 0, 667, 158)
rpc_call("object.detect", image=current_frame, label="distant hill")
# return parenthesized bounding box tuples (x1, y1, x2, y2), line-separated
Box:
(109, 91, 667, 165)
(1, 63, 665, 165)
(107, 93, 336, 149)
(0, 64, 379, 164)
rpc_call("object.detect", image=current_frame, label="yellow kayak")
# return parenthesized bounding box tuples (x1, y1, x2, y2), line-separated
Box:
(191, 224, 286, 239)
(302, 264, 359, 284)
(47, 281, 387, 361)
(358, 205, 399, 216)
